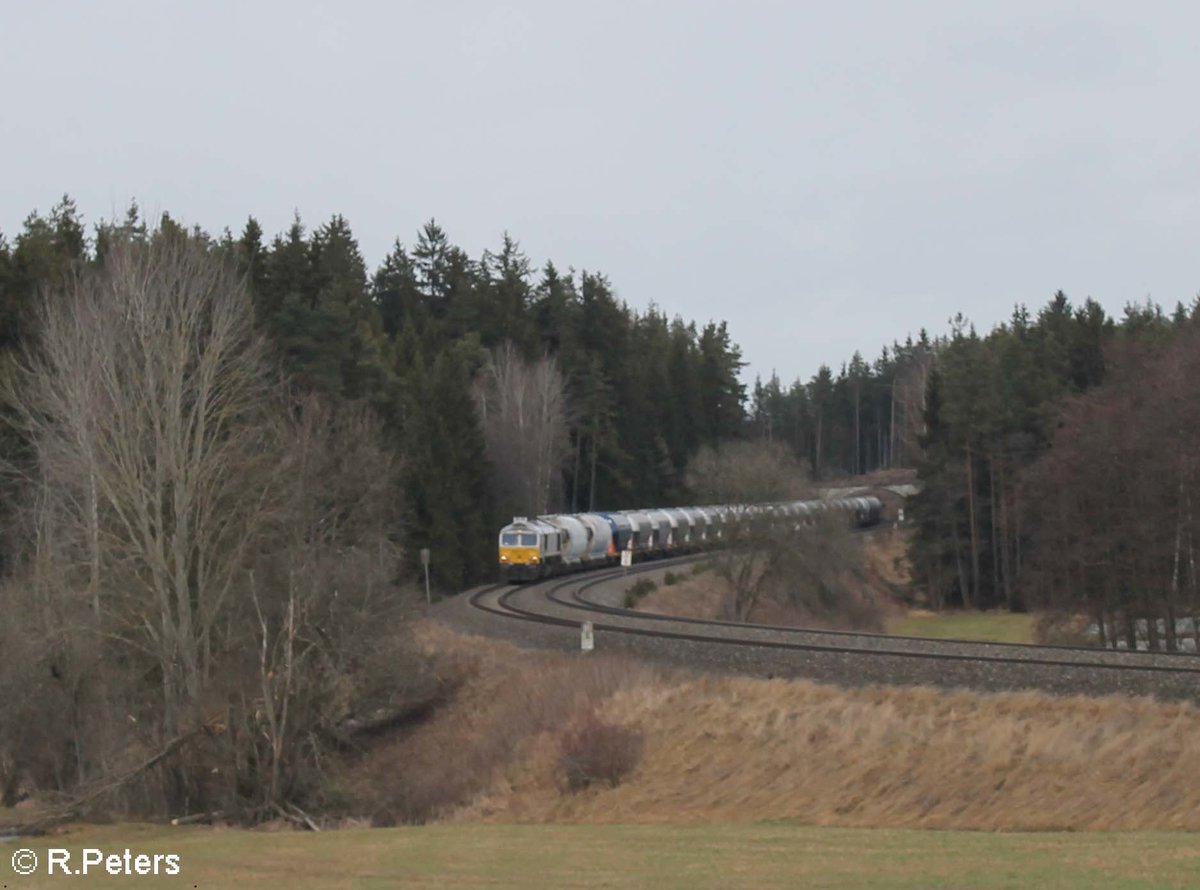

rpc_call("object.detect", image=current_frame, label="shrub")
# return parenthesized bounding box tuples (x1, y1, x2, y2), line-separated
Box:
(558, 711, 643, 792)
(1035, 611, 1095, 647)
(662, 570, 681, 586)
(623, 578, 657, 608)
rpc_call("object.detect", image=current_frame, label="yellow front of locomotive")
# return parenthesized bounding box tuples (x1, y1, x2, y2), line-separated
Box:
(498, 520, 543, 582)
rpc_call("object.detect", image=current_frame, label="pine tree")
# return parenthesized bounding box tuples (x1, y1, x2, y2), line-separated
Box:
(477, 233, 535, 352)
(698, 321, 746, 446)
(372, 240, 423, 339)
(402, 342, 495, 591)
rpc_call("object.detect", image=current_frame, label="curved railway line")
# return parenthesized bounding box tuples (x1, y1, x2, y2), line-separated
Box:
(436, 556, 1200, 702)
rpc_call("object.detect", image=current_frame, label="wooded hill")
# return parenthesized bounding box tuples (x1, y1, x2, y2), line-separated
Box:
(3, 197, 1198, 641)
(0, 198, 747, 592)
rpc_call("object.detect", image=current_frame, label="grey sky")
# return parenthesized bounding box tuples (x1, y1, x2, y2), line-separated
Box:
(4, 1, 1198, 385)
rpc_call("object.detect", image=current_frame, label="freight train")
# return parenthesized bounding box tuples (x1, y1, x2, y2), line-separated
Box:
(497, 496, 883, 582)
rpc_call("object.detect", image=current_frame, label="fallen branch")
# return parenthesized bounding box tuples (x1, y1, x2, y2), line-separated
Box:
(0, 727, 205, 837)
(170, 810, 223, 827)
(332, 673, 461, 743)
(272, 802, 321, 832)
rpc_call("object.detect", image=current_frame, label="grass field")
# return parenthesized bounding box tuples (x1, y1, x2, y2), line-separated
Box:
(887, 610, 1038, 644)
(5, 823, 1199, 889)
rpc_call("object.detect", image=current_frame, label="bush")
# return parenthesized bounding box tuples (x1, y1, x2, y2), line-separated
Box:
(662, 570, 681, 586)
(623, 578, 657, 608)
(1034, 611, 1095, 647)
(558, 711, 643, 792)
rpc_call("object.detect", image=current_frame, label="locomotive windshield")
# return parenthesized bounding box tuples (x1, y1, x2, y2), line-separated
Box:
(502, 532, 538, 547)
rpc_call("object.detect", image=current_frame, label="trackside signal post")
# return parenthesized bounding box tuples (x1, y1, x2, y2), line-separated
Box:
(420, 548, 431, 604)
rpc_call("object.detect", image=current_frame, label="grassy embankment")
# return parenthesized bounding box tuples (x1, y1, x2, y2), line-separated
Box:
(6, 822, 1200, 889)
(333, 625, 1200, 833)
(886, 609, 1037, 644)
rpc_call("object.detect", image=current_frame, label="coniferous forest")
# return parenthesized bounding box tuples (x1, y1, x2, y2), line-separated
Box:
(2, 196, 1198, 628)
(0, 198, 748, 595)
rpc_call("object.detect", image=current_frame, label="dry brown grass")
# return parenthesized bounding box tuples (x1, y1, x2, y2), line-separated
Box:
(864, 526, 911, 591)
(455, 675, 1200, 832)
(342, 621, 1200, 834)
(338, 623, 664, 825)
(637, 529, 907, 629)
(635, 566, 730, 620)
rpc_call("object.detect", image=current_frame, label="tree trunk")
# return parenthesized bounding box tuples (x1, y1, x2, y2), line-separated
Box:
(814, 411, 823, 480)
(588, 429, 598, 513)
(989, 455, 1002, 608)
(965, 444, 980, 609)
(889, 380, 897, 467)
(853, 386, 861, 475)
(998, 461, 1014, 610)
(952, 520, 971, 609)
(1186, 489, 1199, 649)
(1123, 611, 1138, 650)
(1146, 607, 1160, 651)
(571, 429, 581, 513)
(88, 467, 101, 621)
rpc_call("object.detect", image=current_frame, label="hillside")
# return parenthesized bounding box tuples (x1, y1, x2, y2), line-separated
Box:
(343, 624, 1200, 832)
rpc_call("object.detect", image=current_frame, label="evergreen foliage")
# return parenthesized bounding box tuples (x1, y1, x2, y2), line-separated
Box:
(6, 197, 1195, 612)
(741, 289, 1198, 620)
(0, 202, 750, 591)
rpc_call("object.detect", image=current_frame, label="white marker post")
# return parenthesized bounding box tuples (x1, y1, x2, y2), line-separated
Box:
(620, 548, 632, 570)
(581, 620, 594, 653)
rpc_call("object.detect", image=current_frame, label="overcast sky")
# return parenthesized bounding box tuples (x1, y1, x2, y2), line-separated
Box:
(3, 1, 1198, 384)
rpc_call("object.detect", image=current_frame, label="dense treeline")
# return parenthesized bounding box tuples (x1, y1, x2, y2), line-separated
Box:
(908, 295, 1198, 621)
(4, 196, 1198, 640)
(739, 285, 1200, 645)
(0, 196, 747, 591)
(1020, 320, 1200, 649)
(745, 337, 935, 478)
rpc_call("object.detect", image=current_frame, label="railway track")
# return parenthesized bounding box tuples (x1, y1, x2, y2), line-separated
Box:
(438, 558, 1200, 701)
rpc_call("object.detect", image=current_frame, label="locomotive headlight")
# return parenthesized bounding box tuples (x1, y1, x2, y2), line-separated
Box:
(531, 555, 540, 563)
(500, 554, 509, 562)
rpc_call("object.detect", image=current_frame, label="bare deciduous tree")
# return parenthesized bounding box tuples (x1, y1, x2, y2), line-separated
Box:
(686, 439, 809, 507)
(684, 440, 880, 627)
(1021, 323, 1200, 651)
(5, 236, 279, 739)
(241, 393, 409, 810)
(1, 232, 418, 822)
(474, 342, 570, 517)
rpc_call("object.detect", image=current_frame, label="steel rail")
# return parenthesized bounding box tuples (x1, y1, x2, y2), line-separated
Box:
(465, 560, 1200, 686)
